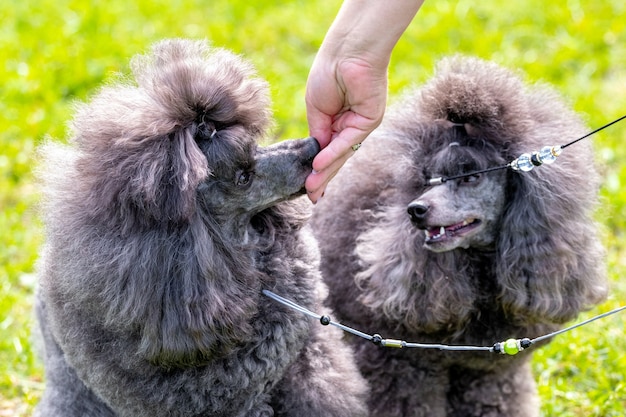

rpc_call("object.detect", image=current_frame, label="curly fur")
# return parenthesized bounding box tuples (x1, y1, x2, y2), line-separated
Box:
(311, 56, 607, 417)
(34, 39, 368, 417)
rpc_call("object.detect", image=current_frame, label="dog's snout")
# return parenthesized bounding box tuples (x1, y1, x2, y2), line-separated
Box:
(301, 136, 321, 164)
(407, 201, 430, 223)
(267, 136, 320, 167)
(251, 136, 322, 204)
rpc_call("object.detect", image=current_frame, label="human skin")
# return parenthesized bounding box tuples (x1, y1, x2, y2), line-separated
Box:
(305, 0, 425, 203)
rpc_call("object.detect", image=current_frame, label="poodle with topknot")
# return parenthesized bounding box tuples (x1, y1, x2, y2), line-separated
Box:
(311, 56, 607, 417)
(34, 39, 368, 417)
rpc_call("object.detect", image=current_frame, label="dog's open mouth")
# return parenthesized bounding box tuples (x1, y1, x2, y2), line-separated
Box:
(424, 218, 481, 244)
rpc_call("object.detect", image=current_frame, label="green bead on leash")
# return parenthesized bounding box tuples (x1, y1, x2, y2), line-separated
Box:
(504, 339, 521, 355)
(494, 338, 533, 355)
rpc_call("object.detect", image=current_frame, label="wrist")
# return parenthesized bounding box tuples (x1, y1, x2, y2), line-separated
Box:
(320, 0, 423, 65)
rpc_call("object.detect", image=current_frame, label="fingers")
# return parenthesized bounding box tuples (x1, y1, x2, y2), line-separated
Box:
(311, 125, 365, 173)
(306, 110, 334, 151)
(305, 60, 345, 150)
(305, 126, 365, 203)
(305, 150, 353, 203)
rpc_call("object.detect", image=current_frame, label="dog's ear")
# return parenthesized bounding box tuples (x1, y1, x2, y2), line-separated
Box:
(138, 200, 312, 366)
(124, 127, 209, 223)
(97, 211, 259, 367)
(136, 214, 259, 366)
(495, 162, 607, 324)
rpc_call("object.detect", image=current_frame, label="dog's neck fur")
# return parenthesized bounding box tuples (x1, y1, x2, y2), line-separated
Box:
(353, 205, 503, 335)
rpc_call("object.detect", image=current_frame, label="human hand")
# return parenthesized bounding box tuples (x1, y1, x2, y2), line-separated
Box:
(304, 56, 388, 203)
(303, 0, 423, 203)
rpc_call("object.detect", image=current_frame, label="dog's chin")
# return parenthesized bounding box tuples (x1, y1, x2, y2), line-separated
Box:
(280, 185, 311, 203)
(423, 238, 471, 253)
(263, 186, 307, 208)
(243, 185, 308, 215)
(245, 186, 308, 218)
(246, 189, 309, 238)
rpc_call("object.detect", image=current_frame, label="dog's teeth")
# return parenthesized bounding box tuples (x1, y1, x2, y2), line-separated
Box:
(425, 226, 448, 241)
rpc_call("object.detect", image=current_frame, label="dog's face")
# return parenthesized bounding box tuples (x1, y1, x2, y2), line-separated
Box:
(66, 40, 322, 244)
(407, 130, 508, 253)
(196, 133, 319, 222)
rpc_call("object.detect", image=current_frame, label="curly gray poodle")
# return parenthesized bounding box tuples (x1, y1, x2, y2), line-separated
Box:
(310, 56, 607, 417)
(34, 39, 368, 417)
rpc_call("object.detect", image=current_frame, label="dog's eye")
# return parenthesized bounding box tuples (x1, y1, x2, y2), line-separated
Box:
(236, 170, 253, 187)
(460, 174, 480, 184)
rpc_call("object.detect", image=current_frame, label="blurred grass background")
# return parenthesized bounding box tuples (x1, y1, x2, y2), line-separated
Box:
(1, 0, 625, 415)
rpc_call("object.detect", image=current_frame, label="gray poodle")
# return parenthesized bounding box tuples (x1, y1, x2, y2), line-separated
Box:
(310, 56, 607, 417)
(34, 39, 368, 417)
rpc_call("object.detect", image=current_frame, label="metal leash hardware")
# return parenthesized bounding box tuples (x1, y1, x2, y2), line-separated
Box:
(426, 114, 626, 186)
(263, 289, 626, 355)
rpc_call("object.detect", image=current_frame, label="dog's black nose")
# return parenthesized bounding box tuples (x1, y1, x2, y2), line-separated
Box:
(303, 136, 321, 164)
(407, 201, 429, 223)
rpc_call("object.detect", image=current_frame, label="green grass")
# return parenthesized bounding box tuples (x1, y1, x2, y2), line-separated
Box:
(2, 1, 625, 415)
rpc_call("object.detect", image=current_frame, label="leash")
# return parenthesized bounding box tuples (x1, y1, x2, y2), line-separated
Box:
(426, 114, 626, 186)
(263, 289, 626, 355)
(264, 116, 626, 353)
